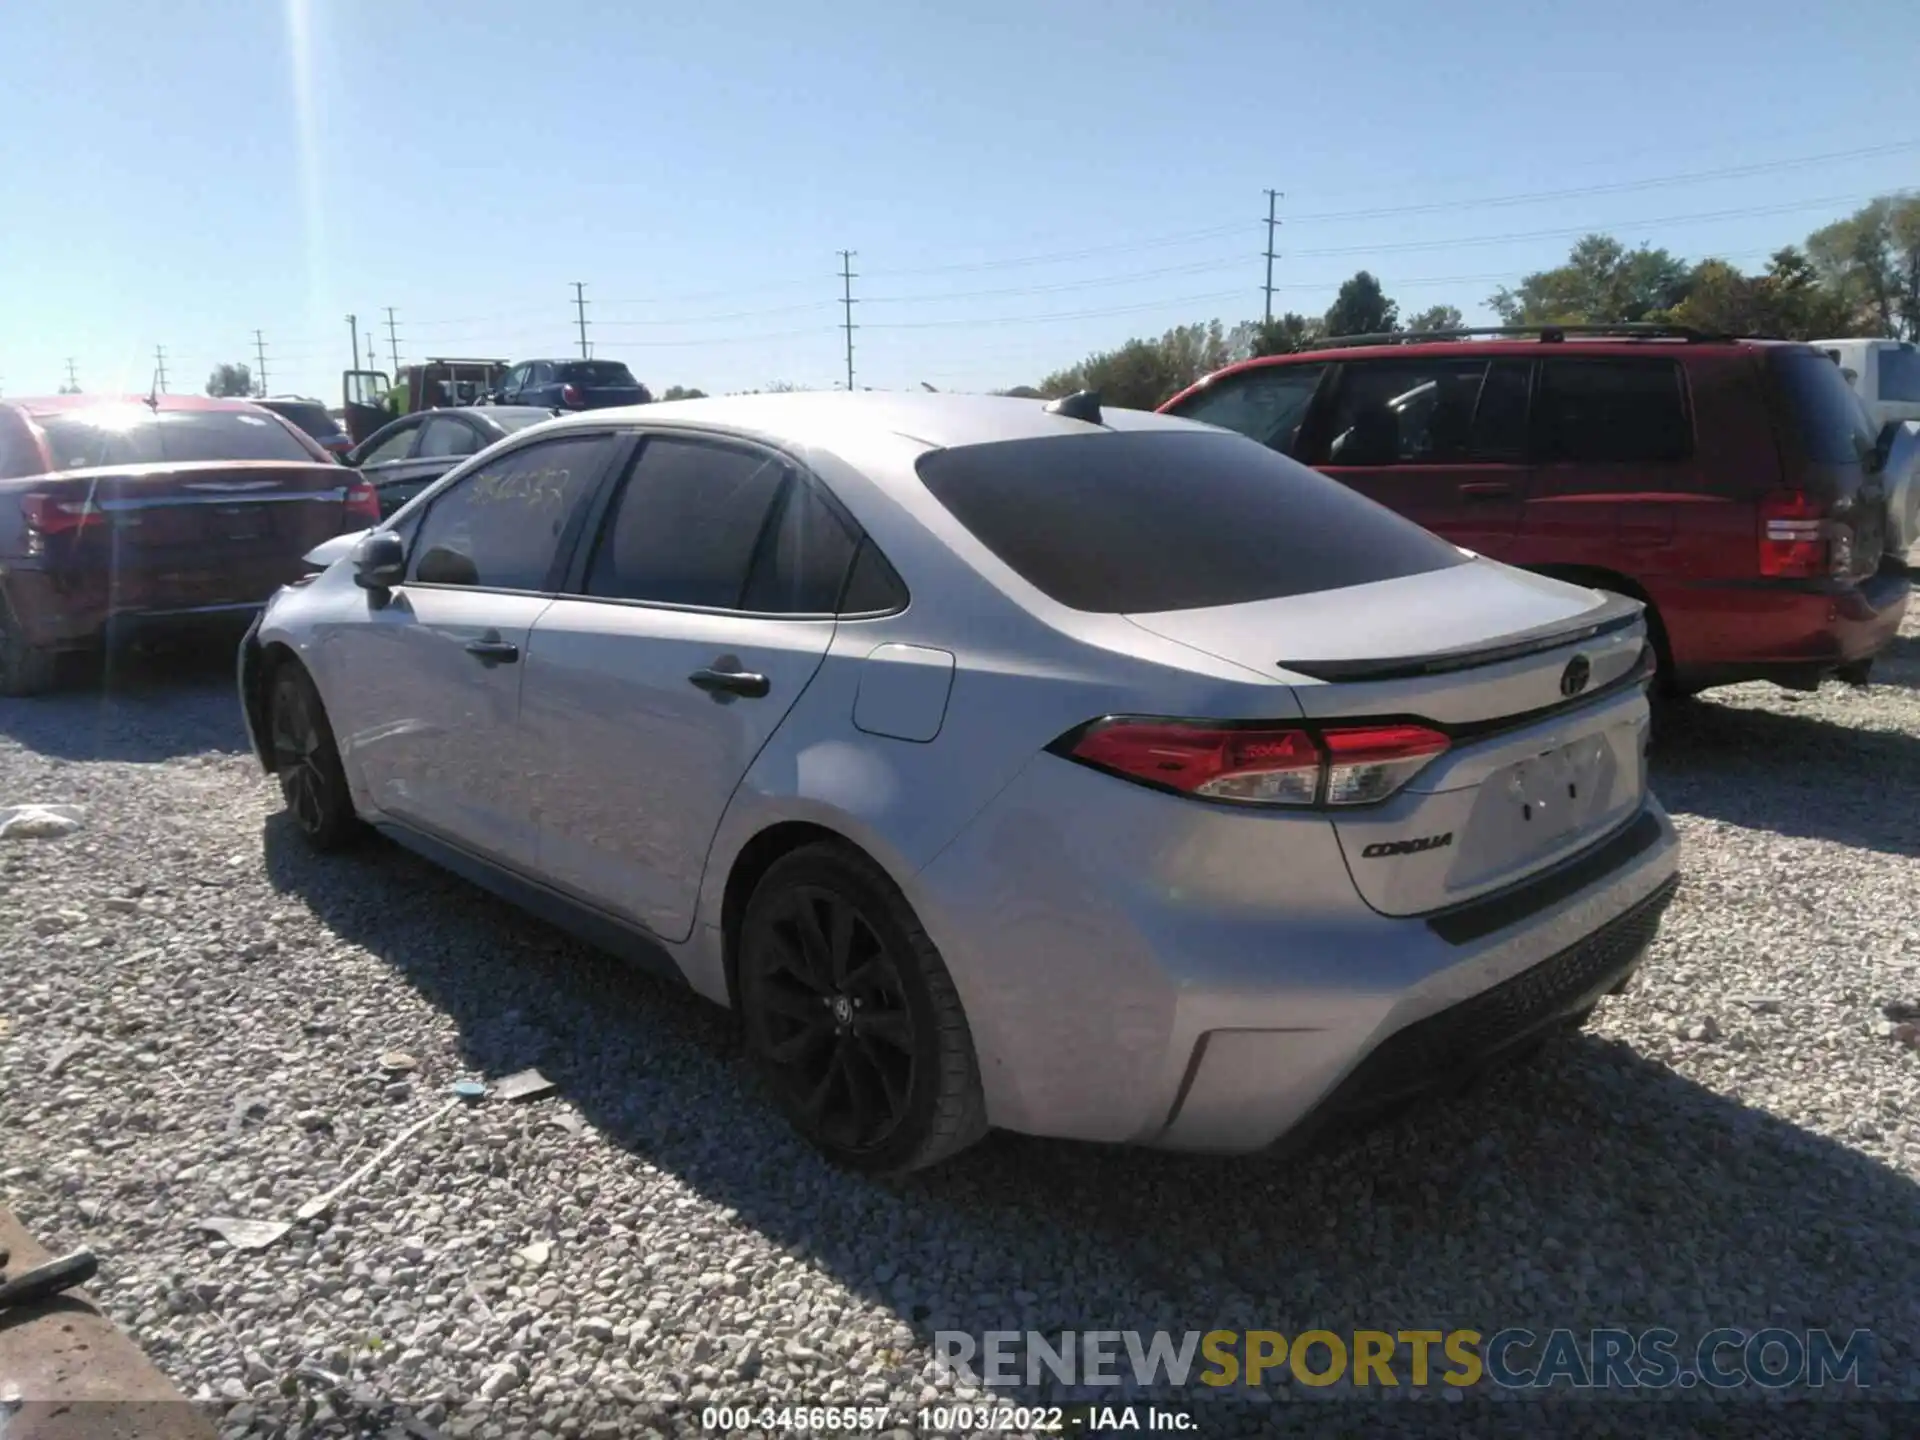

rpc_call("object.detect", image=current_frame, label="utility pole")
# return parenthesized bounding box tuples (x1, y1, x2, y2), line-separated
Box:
(347, 314, 360, 373)
(1263, 188, 1284, 325)
(253, 330, 270, 395)
(65, 359, 80, 393)
(153, 346, 169, 394)
(572, 282, 590, 359)
(384, 307, 401, 373)
(366, 335, 380, 372)
(838, 250, 858, 391)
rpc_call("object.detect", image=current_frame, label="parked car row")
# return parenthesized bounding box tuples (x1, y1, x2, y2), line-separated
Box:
(1160, 325, 1916, 699)
(338, 356, 653, 446)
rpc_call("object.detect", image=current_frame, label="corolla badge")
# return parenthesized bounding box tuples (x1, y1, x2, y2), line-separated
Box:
(1560, 653, 1592, 697)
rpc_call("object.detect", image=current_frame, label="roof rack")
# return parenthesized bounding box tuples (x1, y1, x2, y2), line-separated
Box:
(1303, 323, 1733, 351)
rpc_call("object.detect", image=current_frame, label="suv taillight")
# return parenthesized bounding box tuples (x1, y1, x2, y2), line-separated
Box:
(560, 383, 583, 407)
(344, 479, 381, 523)
(1758, 490, 1828, 578)
(1056, 718, 1450, 808)
(21, 493, 104, 537)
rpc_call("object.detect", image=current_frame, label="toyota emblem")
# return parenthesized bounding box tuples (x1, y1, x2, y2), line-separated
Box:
(1560, 654, 1592, 697)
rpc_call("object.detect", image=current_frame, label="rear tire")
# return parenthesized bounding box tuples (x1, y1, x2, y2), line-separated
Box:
(268, 663, 361, 851)
(0, 601, 58, 697)
(737, 842, 987, 1174)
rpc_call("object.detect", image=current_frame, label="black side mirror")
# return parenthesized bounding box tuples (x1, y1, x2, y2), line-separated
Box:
(352, 531, 407, 595)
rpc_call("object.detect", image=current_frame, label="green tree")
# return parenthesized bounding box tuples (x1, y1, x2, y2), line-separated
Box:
(1324, 272, 1398, 337)
(1247, 312, 1324, 357)
(1805, 195, 1920, 339)
(206, 363, 253, 398)
(1404, 304, 1464, 334)
(1489, 235, 1691, 326)
(660, 385, 707, 401)
(1037, 321, 1234, 411)
(1654, 248, 1851, 340)
(996, 385, 1044, 399)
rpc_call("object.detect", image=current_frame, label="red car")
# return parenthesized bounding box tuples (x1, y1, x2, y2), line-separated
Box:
(0, 394, 381, 695)
(1160, 326, 1912, 699)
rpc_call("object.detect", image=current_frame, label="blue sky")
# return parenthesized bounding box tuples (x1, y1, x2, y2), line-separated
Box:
(1, 0, 1913, 403)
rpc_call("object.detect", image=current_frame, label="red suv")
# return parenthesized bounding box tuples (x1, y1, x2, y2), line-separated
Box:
(1160, 326, 1912, 698)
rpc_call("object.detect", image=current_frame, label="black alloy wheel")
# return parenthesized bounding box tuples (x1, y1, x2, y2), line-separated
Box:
(269, 664, 360, 850)
(739, 844, 986, 1173)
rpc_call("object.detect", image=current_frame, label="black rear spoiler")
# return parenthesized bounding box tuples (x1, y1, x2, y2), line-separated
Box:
(1277, 591, 1645, 683)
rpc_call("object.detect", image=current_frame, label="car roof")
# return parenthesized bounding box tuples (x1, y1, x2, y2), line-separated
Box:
(4, 393, 277, 418)
(534, 389, 1194, 454)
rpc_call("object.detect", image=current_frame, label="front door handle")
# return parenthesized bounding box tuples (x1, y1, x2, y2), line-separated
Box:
(464, 634, 519, 665)
(688, 666, 770, 699)
(1459, 482, 1514, 499)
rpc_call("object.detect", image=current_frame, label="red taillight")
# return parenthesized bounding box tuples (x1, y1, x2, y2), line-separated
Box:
(1061, 719, 1450, 807)
(21, 493, 105, 536)
(561, 383, 583, 407)
(1758, 490, 1827, 578)
(344, 479, 381, 523)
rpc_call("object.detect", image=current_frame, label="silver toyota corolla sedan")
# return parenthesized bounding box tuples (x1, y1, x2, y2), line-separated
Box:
(237, 390, 1680, 1173)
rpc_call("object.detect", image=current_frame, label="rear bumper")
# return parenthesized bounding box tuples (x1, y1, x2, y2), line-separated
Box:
(0, 561, 302, 651)
(1661, 562, 1911, 690)
(912, 742, 1682, 1151)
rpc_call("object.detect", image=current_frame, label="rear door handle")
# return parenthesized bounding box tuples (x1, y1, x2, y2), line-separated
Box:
(688, 666, 770, 699)
(1459, 482, 1514, 498)
(464, 637, 519, 664)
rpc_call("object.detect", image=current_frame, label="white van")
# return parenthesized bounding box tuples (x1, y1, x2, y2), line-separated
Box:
(1812, 338, 1920, 430)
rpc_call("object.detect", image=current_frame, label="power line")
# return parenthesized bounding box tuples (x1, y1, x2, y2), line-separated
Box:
(839, 251, 858, 391)
(572, 282, 590, 359)
(1281, 139, 1920, 226)
(1263, 188, 1283, 324)
(253, 330, 270, 394)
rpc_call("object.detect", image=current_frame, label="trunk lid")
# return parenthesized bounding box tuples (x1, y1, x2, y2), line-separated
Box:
(22, 461, 361, 603)
(1127, 561, 1655, 917)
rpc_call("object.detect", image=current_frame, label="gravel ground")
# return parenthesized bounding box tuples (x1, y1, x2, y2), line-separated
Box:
(2, 613, 1919, 1440)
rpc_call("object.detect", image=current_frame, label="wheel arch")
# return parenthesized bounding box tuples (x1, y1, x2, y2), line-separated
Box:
(718, 820, 880, 1011)
(244, 638, 305, 773)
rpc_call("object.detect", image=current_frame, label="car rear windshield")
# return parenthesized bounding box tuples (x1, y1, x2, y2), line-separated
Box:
(560, 361, 638, 386)
(35, 406, 316, 470)
(914, 428, 1469, 614)
(1770, 349, 1876, 466)
(268, 402, 344, 439)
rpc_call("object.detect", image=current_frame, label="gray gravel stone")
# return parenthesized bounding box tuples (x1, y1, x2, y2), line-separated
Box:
(4, 622, 1919, 1432)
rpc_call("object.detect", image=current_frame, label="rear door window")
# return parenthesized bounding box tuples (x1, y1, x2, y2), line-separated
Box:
(407, 435, 614, 590)
(914, 429, 1467, 614)
(1533, 358, 1691, 464)
(357, 422, 420, 466)
(1770, 348, 1877, 465)
(1168, 364, 1326, 455)
(1309, 358, 1528, 466)
(581, 436, 788, 609)
(560, 361, 638, 387)
(738, 477, 862, 614)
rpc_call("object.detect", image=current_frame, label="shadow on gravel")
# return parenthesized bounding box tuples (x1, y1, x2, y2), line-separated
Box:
(1653, 695, 1920, 858)
(262, 815, 1918, 1427)
(1873, 632, 1920, 689)
(0, 639, 246, 763)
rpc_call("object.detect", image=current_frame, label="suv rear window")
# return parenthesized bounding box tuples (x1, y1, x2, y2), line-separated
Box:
(1880, 345, 1920, 404)
(914, 429, 1468, 614)
(560, 361, 638, 386)
(34, 406, 316, 470)
(1534, 358, 1691, 463)
(1770, 349, 1877, 465)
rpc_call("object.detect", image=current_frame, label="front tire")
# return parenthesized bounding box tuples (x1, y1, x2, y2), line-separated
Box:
(737, 842, 987, 1174)
(268, 663, 361, 851)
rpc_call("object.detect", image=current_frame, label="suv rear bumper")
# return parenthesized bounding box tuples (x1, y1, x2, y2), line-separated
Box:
(1663, 562, 1910, 691)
